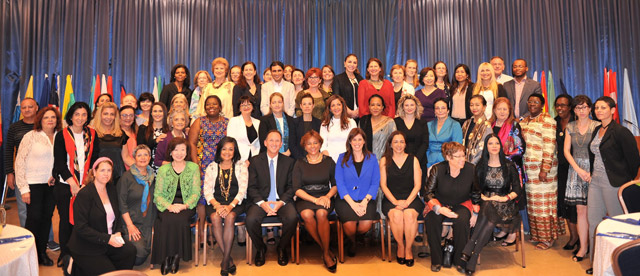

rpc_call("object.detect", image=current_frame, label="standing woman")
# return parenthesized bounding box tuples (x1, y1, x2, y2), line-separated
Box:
(203, 137, 248, 275)
(155, 108, 189, 167)
(333, 54, 364, 119)
(321, 65, 335, 95)
(390, 65, 416, 107)
(449, 64, 474, 124)
(291, 93, 322, 160)
(118, 145, 157, 265)
(137, 102, 170, 172)
(335, 128, 380, 257)
(426, 99, 463, 168)
(190, 70, 213, 120)
(189, 95, 229, 250)
(461, 95, 492, 164)
(394, 94, 429, 184)
(293, 131, 338, 272)
(415, 67, 447, 122)
(262, 68, 272, 83)
(151, 138, 201, 274)
(554, 95, 578, 251)
(227, 96, 261, 161)
(160, 64, 192, 109)
(198, 57, 235, 118)
(587, 96, 640, 269)
(520, 94, 564, 250)
(379, 131, 423, 266)
(358, 58, 395, 117)
(295, 67, 330, 119)
(15, 107, 62, 266)
(94, 102, 135, 183)
(563, 95, 598, 262)
(136, 92, 155, 126)
(433, 61, 451, 97)
(53, 102, 99, 267)
(229, 65, 242, 84)
(404, 59, 419, 88)
(67, 158, 137, 275)
(232, 61, 262, 118)
(93, 94, 114, 118)
(258, 93, 296, 156)
(359, 94, 396, 159)
(120, 105, 138, 170)
(292, 69, 306, 96)
(472, 63, 508, 119)
(320, 95, 357, 162)
(284, 65, 295, 82)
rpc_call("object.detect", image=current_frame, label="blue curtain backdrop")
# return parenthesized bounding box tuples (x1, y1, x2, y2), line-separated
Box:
(2, 0, 640, 136)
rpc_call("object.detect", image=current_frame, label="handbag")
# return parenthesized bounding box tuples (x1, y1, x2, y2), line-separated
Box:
(442, 238, 454, 268)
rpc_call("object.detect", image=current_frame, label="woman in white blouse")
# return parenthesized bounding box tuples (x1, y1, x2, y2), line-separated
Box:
(227, 95, 261, 161)
(320, 95, 357, 162)
(472, 62, 507, 119)
(15, 106, 62, 266)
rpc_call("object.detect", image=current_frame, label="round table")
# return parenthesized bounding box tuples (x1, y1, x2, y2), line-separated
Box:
(594, 212, 640, 276)
(0, 224, 38, 276)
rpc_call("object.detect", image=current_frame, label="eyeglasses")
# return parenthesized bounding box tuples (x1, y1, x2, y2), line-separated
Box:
(575, 106, 590, 111)
(308, 76, 320, 80)
(240, 103, 252, 107)
(121, 114, 135, 118)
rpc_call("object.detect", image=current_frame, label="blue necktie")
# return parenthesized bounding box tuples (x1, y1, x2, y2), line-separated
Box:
(268, 159, 277, 203)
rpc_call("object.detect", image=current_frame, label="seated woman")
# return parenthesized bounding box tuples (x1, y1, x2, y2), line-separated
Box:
(424, 142, 480, 272)
(379, 131, 424, 267)
(293, 130, 338, 272)
(118, 145, 157, 266)
(155, 108, 189, 167)
(460, 134, 522, 275)
(335, 128, 380, 258)
(67, 157, 136, 275)
(203, 137, 248, 276)
(151, 137, 201, 275)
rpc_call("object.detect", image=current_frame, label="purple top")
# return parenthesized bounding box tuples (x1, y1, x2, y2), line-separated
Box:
(154, 131, 188, 167)
(415, 88, 446, 122)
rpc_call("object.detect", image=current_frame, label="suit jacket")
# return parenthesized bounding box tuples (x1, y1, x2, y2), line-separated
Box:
(68, 183, 123, 256)
(589, 122, 640, 187)
(503, 78, 542, 118)
(290, 116, 322, 160)
(334, 153, 380, 201)
(258, 113, 297, 153)
(247, 152, 296, 204)
(333, 72, 364, 111)
(260, 80, 296, 116)
(227, 115, 261, 161)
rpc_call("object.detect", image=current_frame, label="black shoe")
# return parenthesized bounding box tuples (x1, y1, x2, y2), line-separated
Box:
(456, 265, 466, 274)
(493, 233, 507, 242)
(161, 257, 171, 275)
(47, 240, 60, 251)
(415, 235, 424, 242)
(228, 264, 237, 275)
(465, 269, 475, 276)
(431, 264, 442, 272)
(323, 255, 337, 273)
(277, 247, 289, 266)
(461, 253, 471, 262)
(573, 246, 590, 262)
(405, 259, 414, 267)
(220, 268, 229, 276)
(57, 255, 65, 267)
(501, 240, 517, 247)
(417, 252, 430, 258)
(586, 268, 593, 274)
(38, 253, 54, 266)
(396, 256, 406, 264)
(237, 241, 246, 247)
(254, 248, 266, 267)
(563, 239, 579, 250)
(170, 254, 180, 274)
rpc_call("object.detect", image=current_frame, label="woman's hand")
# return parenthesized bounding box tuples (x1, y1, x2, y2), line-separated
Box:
(108, 233, 124, 248)
(538, 171, 548, 182)
(155, 133, 168, 143)
(395, 200, 407, 210)
(577, 168, 592, 183)
(216, 205, 232, 218)
(316, 196, 331, 209)
(439, 207, 458, 219)
(470, 213, 478, 227)
(127, 224, 141, 241)
(22, 192, 31, 205)
(168, 204, 185, 213)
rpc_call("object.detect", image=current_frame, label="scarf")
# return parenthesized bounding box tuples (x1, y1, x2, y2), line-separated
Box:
(130, 165, 155, 215)
(63, 126, 95, 225)
(274, 113, 289, 152)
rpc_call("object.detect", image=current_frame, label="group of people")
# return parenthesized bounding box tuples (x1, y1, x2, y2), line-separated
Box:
(5, 54, 639, 276)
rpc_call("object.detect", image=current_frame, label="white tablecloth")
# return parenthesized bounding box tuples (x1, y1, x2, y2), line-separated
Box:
(0, 224, 38, 276)
(594, 212, 640, 276)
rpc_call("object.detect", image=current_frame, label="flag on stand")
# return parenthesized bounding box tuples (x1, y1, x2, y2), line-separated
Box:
(89, 75, 96, 110)
(532, 71, 538, 82)
(610, 70, 620, 123)
(120, 81, 126, 105)
(101, 74, 108, 97)
(152, 77, 159, 101)
(539, 71, 548, 113)
(38, 74, 51, 108)
(547, 71, 557, 117)
(107, 76, 113, 97)
(62, 75, 76, 118)
(559, 78, 568, 95)
(12, 92, 22, 123)
(157, 76, 163, 98)
(621, 69, 638, 135)
(49, 74, 60, 108)
(20, 76, 35, 120)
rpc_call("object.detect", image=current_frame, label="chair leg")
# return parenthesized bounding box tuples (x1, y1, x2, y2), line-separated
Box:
(203, 223, 208, 266)
(194, 226, 199, 267)
(520, 222, 526, 268)
(247, 230, 252, 265)
(379, 220, 386, 261)
(296, 222, 300, 265)
(338, 222, 344, 263)
(290, 236, 295, 262)
(387, 220, 392, 262)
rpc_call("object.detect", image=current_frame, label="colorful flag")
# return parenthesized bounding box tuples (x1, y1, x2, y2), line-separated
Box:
(89, 75, 96, 110)
(603, 68, 610, 98)
(547, 71, 556, 117)
(38, 74, 51, 108)
(20, 76, 34, 120)
(622, 69, 639, 136)
(62, 75, 76, 118)
(609, 70, 620, 123)
(157, 76, 163, 98)
(107, 75, 113, 97)
(532, 71, 538, 82)
(539, 71, 548, 113)
(152, 77, 159, 101)
(12, 91, 21, 123)
(120, 81, 126, 104)
(49, 74, 60, 108)
(101, 74, 108, 96)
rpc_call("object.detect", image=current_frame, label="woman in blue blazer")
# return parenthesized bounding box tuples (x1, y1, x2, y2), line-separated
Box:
(335, 128, 380, 257)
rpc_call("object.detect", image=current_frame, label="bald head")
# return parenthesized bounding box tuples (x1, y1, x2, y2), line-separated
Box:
(20, 98, 39, 121)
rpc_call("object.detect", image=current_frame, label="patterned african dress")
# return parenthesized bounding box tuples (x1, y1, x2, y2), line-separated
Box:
(197, 116, 229, 204)
(520, 112, 565, 243)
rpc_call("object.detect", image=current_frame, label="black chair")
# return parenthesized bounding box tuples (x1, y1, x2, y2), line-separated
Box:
(612, 239, 640, 276)
(618, 180, 640, 214)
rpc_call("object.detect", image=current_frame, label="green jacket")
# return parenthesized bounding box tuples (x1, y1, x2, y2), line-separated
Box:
(154, 161, 201, 212)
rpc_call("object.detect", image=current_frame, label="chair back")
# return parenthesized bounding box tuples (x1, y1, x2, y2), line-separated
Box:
(618, 180, 640, 214)
(612, 239, 640, 276)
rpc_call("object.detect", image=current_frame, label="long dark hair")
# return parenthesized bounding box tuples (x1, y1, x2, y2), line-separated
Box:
(237, 61, 262, 89)
(475, 133, 514, 193)
(341, 128, 372, 168)
(382, 131, 406, 169)
(145, 102, 169, 141)
(214, 137, 241, 164)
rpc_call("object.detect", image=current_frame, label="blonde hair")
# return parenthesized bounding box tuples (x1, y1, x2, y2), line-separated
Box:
(472, 62, 499, 99)
(194, 70, 213, 86)
(269, 92, 284, 114)
(405, 59, 419, 87)
(211, 57, 230, 78)
(396, 94, 423, 119)
(93, 102, 123, 137)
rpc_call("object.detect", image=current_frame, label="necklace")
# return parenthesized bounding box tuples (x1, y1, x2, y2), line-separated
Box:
(213, 81, 224, 89)
(307, 154, 322, 163)
(575, 121, 593, 147)
(218, 165, 233, 201)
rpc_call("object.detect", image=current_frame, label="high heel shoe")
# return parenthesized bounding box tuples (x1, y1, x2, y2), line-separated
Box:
(161, 256, 171, 275)
(396, 256, 406, 264)
(220, 268, 229, 276)
(228, 264, 237, 275)
(405, 259, 415, 267)
(572, 246, 590, 262)
(563, 239, 579, 250)
(323, 255, 337, 273)
(170, 254, 180, 274)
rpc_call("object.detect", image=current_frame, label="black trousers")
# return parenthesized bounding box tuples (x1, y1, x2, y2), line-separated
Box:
(246, 203, 298, 251)
(25, 184, 56, 255)
(54, 182, 73, 257)
(425, 204, 471, 266)
(461, 215, 495, 271)
(71, 242, 136, 276)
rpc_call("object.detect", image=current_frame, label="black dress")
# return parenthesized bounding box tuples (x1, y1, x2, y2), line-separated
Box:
(555, 115, 576, 222)
(479, 166, 522, 231)
(293, 156, 336, 213)
(98, 133, 128, 182)
(381, 154, 425, 215)
(205, 167, 245, 215)
(150, 177, 196, 264)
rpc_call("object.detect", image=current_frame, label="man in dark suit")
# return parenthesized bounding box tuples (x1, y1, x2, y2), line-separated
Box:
(246, 130, 298, 266)
(503, 59, 542, 119)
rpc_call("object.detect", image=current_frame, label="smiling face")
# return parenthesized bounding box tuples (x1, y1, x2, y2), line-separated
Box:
(391, 68, 405, 83)
(205, 97, 221, 117)
(292, 71, 304, 86)
(197, 72, 210, 88)
(322, 67, 334, 82)
(243, 64, 256, 82)
(213, 63, 227, 81)
(402, 98, 417, 116)
(423, 70, 436, 86)
(390, 134, 406, 154)
(494, 101, 510, 122)
(555, 97, 571, 120)
(171, 97, 187, 110)
(350, 134, 365, 153)
(220, 142, 235, 162)
(271, 65, 284, 82)
(174, 67, 187, 83)
(264, 131, 283, 155)
(94, 162, 113, 185)
(284, 66, 293, 81)
(367, 61, 381, 79)
(369, 96, 384, 116)
(573, 102, 591, 120)
(97, 95, 111, 107)
(405, 61, 417, 78)
(121, 95, 138, 109)
(304, 136, 321, 155)
(491, 58, 505, 76)
(20, 99, 38, 119)
(101, 107, 117, 128)
(41, 110, 58, 132)
(134, 149, 150, 168)
(445, 149, 466, 169)
(479, 65, 492, 81)
(469, 97, 486, 117)
(330, 98, 343, 118)
(435, 63, 447, 79)
(120, 108, 135, 128)
(171, 112, 186, 131)
(171, 143, 187, 162)
(306, 73, 321, 88)
(454, 67, 468, 82)
(486, 136, 501, 156)
(140, 100, 152, 112)
(263, 70, 272, 82)
(512, 60, 528, 78)
(527, 96, 543, 116)
(239, 100, 253, 116)
(151, 105, 165, 123)
(270, 95, 284, 114)
(300, 97, 314, 115)
(230, 67, 241, 83)
(71, 107, 88, 127)
(344, 56, 358, 73)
